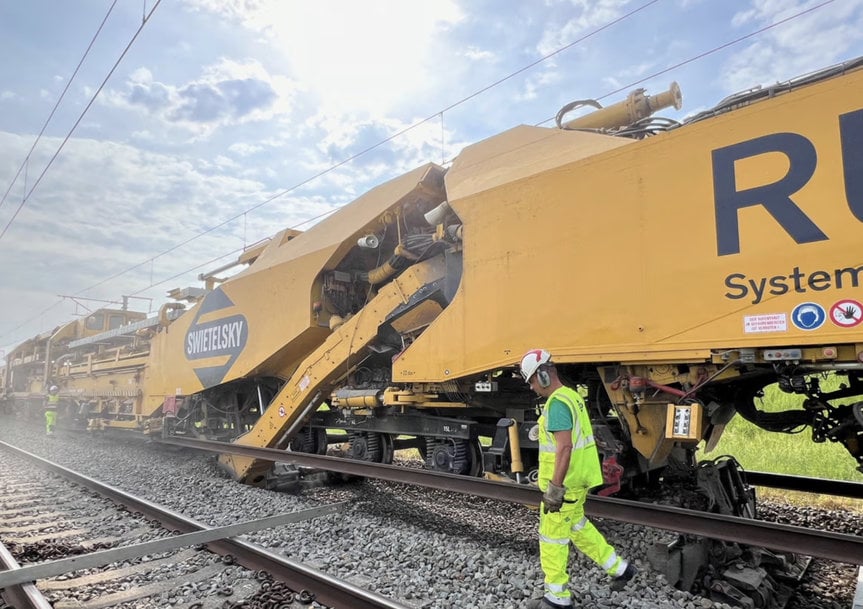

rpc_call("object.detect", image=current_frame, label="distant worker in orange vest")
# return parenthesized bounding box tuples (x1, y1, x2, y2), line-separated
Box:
(521, 349, 637, 609)
(45, 385, 60, 436)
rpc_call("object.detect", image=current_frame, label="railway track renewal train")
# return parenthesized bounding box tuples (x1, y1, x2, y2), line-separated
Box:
(3, 57, 862, 607)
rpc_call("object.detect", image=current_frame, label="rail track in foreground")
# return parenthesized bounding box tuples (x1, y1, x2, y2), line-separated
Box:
(0, 440, 413, 609)
(159, 436, 863, 566)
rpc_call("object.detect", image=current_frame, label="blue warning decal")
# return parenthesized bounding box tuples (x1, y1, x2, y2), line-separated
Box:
(791, 302, 826, 331)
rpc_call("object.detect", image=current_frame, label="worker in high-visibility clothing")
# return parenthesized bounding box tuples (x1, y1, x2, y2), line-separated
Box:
(521, 349, 637, 609)
(45, 385, 60, 436)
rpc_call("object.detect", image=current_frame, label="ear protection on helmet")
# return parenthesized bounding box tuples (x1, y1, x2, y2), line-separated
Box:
(537, 368, 551, 388)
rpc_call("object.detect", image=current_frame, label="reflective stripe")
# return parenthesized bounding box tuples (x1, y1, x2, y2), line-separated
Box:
(537, 386, 604, 492)
(612, 559, 629, 577)
(546, 583, 567, 593)
(556, 392, 589, 446)
(570, 517, 588, 532)
(544, 592, 573, 607)
(573, 412, 583, 446)
(573, 434, 594, 449)
(539, 533, 570, 545)
(601, 551, 619, 571)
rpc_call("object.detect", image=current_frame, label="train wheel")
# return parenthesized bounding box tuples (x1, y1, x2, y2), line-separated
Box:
(466, 439, 483, 477)
(424, 438, 482, 476)
(348, 431, 393, 463)
(380, 433, 394, 464)
(289, 426, 327, 454)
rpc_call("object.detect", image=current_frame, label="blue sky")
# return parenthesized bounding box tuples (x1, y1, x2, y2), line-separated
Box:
(1, 0, 863, 359)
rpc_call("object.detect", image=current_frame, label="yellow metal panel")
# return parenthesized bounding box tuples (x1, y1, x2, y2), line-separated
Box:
(395, 68, 863, 381)
(220, 256, 448, 482)
(239, 164, 445, 272)
(144, 164, 446, 400)
(444, 125, 633, 203)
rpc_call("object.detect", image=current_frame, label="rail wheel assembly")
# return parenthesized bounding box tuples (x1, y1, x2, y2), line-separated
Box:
(347, 431, 394, 463)
(421, 438, 483, 476)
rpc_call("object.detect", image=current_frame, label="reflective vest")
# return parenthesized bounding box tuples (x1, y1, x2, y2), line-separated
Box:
(46, 394, 59, 410)
(537, 386, 603, 496)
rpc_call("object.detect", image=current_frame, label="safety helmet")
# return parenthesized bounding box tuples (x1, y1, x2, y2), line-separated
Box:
(49, 385, 59, 393)
(520, 349, 552, 381)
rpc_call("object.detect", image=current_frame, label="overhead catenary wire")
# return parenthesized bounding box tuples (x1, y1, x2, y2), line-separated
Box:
(537, 0, 837, 125)
(0, 0, 842, 347)
(0, 0, 119, 214)
(69, 0, 664, 299)
(113, 0, 839, 309)
(0, 0, 163, 243)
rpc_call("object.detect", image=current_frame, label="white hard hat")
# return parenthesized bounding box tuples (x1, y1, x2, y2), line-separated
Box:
(49, 385, 59, 393)
(520, 349, 552, 381)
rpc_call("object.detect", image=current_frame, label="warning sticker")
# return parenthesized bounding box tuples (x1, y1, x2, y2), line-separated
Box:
(829, 299, 863, 327)
(744, 313, 787, 333)
(299, 374, 311, 391)
(791, 302, 826, 331)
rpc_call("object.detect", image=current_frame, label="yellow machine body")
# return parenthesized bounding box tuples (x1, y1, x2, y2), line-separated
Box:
(396, 69, 863, 378)
(141, 164, 447, 411)
(4, 58, 863, 485)
(0, 308, 148, 423)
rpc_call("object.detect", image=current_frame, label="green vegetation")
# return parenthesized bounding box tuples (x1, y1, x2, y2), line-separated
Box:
(702, 376, 862, 509)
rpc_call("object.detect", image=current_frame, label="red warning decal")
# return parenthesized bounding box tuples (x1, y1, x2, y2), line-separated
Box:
(829, 299, 863, 328)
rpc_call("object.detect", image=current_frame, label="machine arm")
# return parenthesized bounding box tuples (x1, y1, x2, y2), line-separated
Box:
(218, 255, 448, 484)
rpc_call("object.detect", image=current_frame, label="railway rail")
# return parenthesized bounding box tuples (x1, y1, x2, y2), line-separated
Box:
(744, 471, 863, 500)
(159, 436, 863, 566)
(0, 440, 412, 609)
(1, 419, 861, 609)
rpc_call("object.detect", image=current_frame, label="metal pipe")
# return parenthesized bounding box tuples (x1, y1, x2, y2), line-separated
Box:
(333, 389, 382, 408)
(42, 337, 52, 389)
(563, 82, 682, 130)
(507, 421, 524, 475)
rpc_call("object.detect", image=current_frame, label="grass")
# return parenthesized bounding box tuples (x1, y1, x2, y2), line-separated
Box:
(702, 376, 863, 510)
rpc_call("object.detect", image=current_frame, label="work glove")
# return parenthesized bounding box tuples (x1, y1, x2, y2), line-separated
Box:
(543, 482, 566, 513)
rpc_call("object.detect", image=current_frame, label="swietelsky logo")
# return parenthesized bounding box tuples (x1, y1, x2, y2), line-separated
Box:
(184, 288, 248, 388)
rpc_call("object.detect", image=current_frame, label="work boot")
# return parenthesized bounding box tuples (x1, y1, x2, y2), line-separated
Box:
(526, 598, 572, 609)
(610, 562, 638, 591)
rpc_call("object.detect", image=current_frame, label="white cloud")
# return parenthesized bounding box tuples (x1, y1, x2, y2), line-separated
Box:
(185, 0, 464, 117)
(463, 47, 496, 62)
(0, 132, 273, 319)
(538, 0, 630, 55)
(131, 129, 155, 141)
(723, 0, 863, 90)
(227, 142, 263, 156)
(102, 58, 299, 137)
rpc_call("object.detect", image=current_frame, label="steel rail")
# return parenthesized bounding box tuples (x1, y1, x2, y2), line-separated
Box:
(0, 441, 412, 609)
(746, 471, 863, 499)
(0, 542, 52, 609)
(159, 436, 863, 565)
(0, 506, 348, 588)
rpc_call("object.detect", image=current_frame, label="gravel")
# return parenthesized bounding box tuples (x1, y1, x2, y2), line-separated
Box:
(0, 418, 859, 609)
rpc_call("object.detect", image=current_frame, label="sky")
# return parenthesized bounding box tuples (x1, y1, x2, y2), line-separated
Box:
(1, 0, 863, 360)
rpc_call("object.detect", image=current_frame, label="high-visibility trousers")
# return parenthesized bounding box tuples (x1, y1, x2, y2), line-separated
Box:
(45, 410, 56, 434)
(538, 489, 627, 605)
